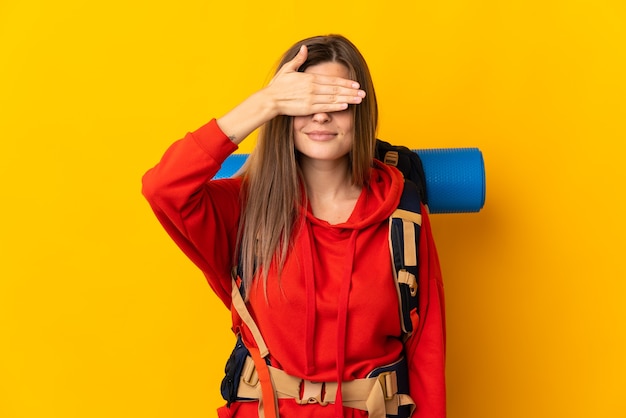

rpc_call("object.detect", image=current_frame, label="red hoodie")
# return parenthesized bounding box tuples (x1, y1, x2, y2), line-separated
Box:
(142, 119, 446, 418)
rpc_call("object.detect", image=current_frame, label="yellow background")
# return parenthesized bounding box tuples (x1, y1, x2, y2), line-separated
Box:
(1, 1, 625, 417)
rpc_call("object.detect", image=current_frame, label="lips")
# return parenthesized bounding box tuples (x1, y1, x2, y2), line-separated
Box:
(305, 131, 338, 141)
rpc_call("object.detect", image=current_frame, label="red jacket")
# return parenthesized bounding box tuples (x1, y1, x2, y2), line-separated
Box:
(142, 119, 446, 418)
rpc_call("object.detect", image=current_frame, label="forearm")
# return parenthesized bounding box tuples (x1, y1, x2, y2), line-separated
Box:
(216, 89, 277, 144)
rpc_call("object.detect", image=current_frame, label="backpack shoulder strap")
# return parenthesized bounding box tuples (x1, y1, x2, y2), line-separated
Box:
(389, 179, 423, 339)
(230, 276, 278, 418)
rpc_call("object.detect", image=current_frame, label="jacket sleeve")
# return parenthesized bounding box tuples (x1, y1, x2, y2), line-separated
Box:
(404, 206, 446, 418)
(141, 119, 241, 307)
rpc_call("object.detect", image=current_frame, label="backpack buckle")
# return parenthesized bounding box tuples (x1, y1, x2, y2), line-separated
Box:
(383, 151, 399, 167)
(398, 270, 418, 297)
(296, 381, 330, 406)
(242, 357, 259, 386)
(377, 372, 397, 401)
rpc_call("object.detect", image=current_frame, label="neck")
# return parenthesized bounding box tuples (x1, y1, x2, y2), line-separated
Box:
(299, 156, 363, 225)
(300, 156, 358, 199)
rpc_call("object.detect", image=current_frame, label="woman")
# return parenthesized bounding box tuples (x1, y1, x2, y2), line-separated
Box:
(142, 34, 445, 418)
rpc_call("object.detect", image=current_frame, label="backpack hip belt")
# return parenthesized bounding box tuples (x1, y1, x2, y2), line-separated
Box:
(235, 355, 415, 418)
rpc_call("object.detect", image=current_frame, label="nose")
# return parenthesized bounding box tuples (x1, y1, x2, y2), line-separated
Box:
(311, 112, 331, 124)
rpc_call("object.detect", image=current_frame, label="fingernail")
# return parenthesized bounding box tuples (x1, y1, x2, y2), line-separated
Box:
(352, 82, 360, 89)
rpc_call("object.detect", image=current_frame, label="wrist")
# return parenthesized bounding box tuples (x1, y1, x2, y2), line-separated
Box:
(254, 87, 280, 120)
(217, 90, 279, 144)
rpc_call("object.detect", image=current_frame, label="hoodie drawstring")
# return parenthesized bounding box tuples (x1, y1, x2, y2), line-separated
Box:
(302, 222, 317, 375)
(334, 230, 358, 418)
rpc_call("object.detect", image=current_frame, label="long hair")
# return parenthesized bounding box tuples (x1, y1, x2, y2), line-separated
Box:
(237, 34, 378, 298)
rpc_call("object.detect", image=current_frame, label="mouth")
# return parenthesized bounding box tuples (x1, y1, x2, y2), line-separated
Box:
(304, 131, 338, 141)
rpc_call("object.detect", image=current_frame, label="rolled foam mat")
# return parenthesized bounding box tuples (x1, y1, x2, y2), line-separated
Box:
(215, 148, 485, 214)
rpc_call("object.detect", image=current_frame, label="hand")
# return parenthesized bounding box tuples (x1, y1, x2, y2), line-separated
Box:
(264, 45, 366, 117)
(217, 46, 366, 144)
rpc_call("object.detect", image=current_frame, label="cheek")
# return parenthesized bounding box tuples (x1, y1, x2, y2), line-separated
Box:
(292, 117, 306, 132)
(339, 115, 354, 134)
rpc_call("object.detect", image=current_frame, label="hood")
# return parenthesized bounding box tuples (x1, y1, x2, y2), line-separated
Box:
(304, 159, 405, 229)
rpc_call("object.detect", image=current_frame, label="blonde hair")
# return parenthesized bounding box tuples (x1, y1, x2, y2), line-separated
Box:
(237, 34, 378, 297)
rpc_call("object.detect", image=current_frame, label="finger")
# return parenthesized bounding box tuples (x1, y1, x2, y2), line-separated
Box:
(280, 45, 308, 73)
(311, 84, 367, 99)
(312, 94, 364, 106)
(312, 73, 361, 90)
(308, 102, 352, 114)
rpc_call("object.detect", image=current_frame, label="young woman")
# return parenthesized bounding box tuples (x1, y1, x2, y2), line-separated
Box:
(142, 34, 446, 418)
